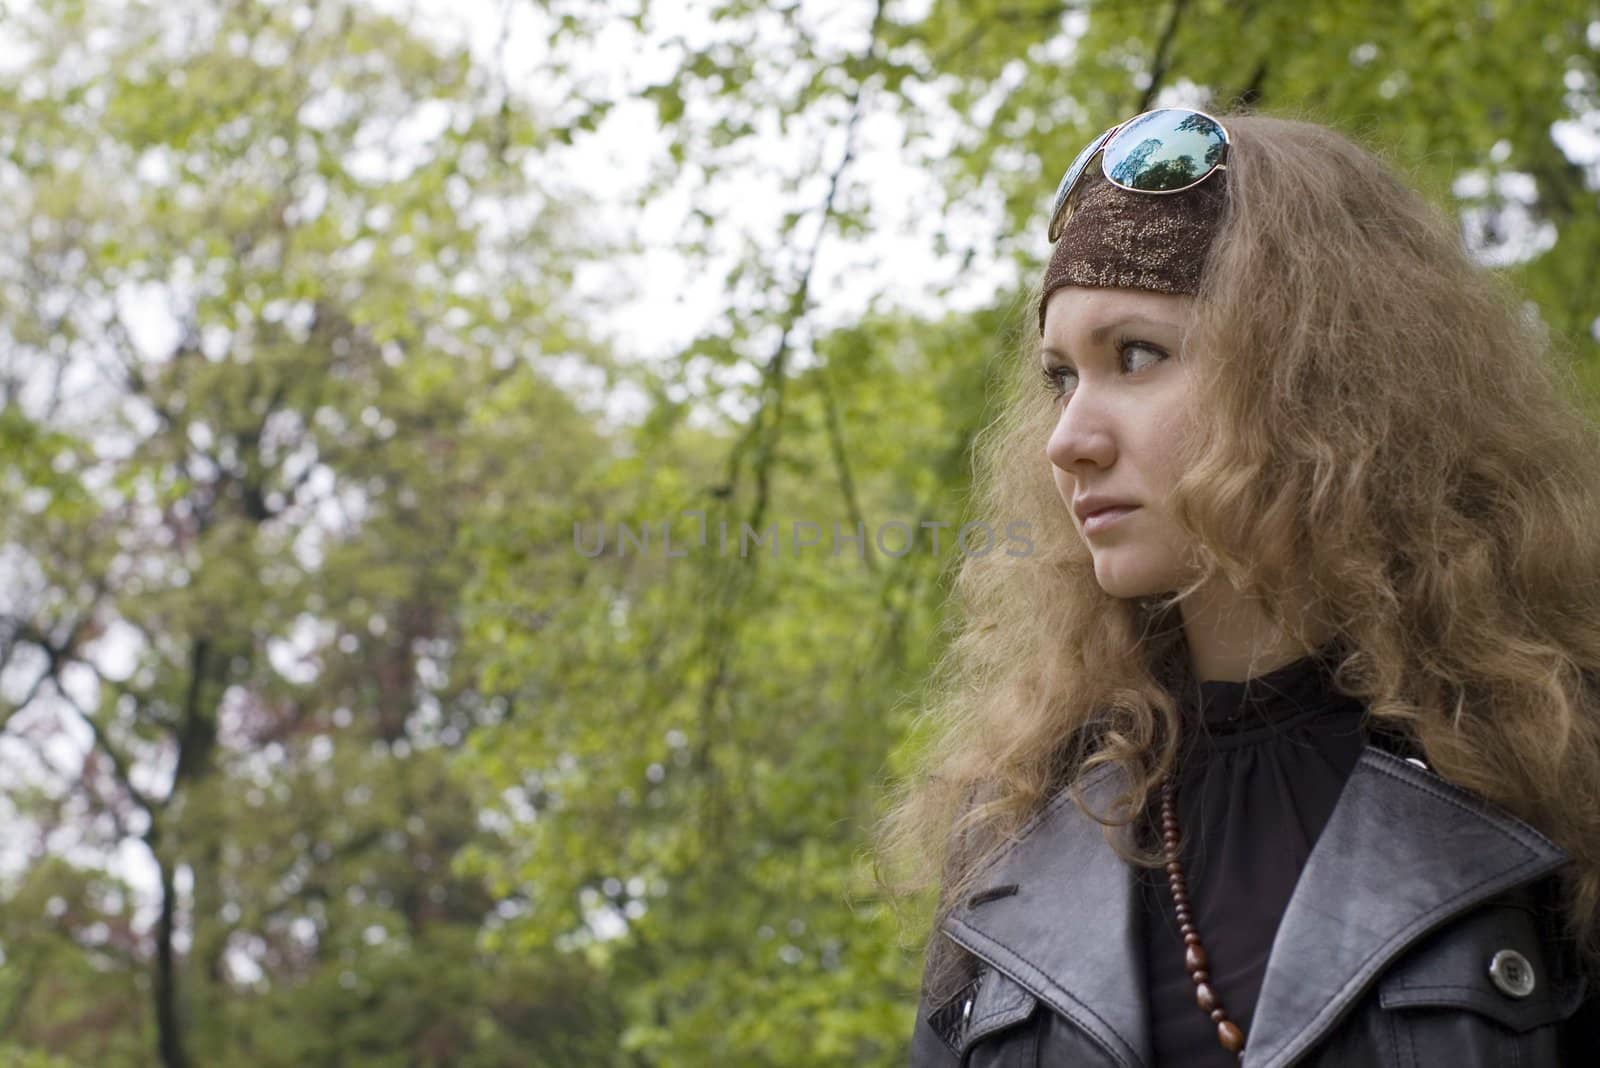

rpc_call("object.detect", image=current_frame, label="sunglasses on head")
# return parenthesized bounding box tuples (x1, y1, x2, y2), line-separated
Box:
(1046, 106, 1231, 243)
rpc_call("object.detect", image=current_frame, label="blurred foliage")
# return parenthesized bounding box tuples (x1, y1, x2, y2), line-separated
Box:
(0, 0, 618, 1064)
(0, 0, 1596, 1066)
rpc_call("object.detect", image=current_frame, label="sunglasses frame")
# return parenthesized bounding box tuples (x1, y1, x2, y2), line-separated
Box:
(1046, 106, 1231, 243)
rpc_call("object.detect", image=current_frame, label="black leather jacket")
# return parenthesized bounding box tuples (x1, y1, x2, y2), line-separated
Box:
(908, 744, 1599, 1066)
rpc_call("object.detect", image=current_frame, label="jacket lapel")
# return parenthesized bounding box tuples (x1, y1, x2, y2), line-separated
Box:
(939, 759, 1152, 1068)
(939, 742, 1571, 1068)
(1243, 744, 1571, 1067)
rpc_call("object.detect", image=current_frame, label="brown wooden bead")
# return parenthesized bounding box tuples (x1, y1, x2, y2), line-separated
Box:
(1185, 943, 1208, 972)
(1218, 1019, 1245, 1052)
(1195, 982, 1218, 1012)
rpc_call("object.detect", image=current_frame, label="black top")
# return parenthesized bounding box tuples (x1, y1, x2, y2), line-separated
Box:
(1139, 642, 1371, 1066)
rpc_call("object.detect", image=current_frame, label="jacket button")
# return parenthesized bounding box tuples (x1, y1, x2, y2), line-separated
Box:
(1488, 949, 1536, 998)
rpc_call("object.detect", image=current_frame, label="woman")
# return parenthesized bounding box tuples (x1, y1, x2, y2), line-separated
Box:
(876, 107, 1600, 1065)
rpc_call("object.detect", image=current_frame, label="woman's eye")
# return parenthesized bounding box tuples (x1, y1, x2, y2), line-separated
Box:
(1123, 342, 1164, 372)
(1039, 364, 1076, 396)
(1039, 340, 1167, 399)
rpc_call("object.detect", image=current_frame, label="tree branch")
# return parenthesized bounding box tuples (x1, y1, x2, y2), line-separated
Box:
(1135, 0, 1191, 113)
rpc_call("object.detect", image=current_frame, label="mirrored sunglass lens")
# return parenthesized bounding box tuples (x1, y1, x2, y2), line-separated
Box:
(1102, 109, 1226, 192)
(1051, 128, 1112, 218)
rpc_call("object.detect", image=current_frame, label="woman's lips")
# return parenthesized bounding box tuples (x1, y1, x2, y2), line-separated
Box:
(1083, 506, 1137, 534)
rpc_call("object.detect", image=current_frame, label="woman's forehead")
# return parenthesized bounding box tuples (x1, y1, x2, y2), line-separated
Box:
(1042, 287, 1192, 345)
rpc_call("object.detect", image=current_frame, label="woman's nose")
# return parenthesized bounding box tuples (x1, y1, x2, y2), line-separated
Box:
(1046, 390, 1115, 473)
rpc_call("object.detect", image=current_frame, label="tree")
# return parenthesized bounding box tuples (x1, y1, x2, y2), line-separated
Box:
(0, 0, 618, 1063)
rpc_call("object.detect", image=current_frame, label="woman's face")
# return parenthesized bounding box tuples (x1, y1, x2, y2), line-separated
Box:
(1042, 285, 1201, 598)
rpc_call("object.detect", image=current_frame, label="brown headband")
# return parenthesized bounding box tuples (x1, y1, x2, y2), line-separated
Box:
(1039, 165, 1228, 334)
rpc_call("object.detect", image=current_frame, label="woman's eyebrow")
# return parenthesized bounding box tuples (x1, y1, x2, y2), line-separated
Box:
(1042, 314, 1173, 359)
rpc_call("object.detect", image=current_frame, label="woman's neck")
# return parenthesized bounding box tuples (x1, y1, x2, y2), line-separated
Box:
(1178, 578, 1334, 683)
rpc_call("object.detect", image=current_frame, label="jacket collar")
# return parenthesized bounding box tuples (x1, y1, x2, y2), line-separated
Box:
(938, 742, 1572, 1068)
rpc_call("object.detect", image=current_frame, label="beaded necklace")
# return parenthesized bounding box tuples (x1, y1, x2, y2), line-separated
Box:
(1159, 774, 1245, 1057)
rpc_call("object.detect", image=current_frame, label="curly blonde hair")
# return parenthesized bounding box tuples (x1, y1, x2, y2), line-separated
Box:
(872, 109, 1600, 1007)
